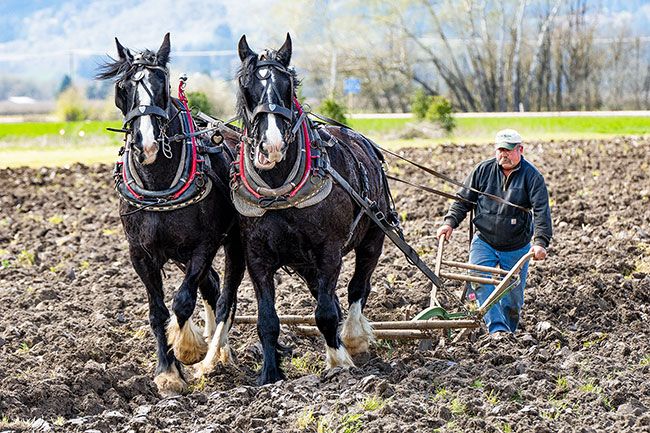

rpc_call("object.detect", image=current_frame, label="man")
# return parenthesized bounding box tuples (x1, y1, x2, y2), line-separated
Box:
(436, 129, 552, 336)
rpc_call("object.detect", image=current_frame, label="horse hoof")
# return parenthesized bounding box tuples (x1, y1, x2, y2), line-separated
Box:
(167, 316, 209, 365)
(217, 345, 233, 365)
(342, 336, 370, 356)
(193, 361, 212, 380)
(341, 302, 375, 356)
(257, 369, 285, 386)
(154, 365, 187, 396)
(325, 345, 355, 369)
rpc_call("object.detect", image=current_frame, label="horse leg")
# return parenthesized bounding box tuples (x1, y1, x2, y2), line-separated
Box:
(196, 234, 246, 376)
(166, 248, 213, 365)
(246, 257, 285, 385)
(306, 250, 355, 369)
(130, 249, 186, 395)
(198, 268, 220, 343)
(341, 227, 384, 355)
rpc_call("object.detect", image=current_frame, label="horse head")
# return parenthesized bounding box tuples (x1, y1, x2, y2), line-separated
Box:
(98, 33, 171, 166)
(236, 33, 297, 170)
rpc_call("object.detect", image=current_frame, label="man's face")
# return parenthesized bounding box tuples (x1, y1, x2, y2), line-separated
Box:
(495, 144, 523, 171)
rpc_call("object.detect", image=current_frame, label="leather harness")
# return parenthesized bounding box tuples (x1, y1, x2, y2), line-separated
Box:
(112, 62, 219, 214)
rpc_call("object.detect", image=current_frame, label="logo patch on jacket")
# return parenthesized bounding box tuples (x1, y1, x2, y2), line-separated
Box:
(511, 218, 517, 225)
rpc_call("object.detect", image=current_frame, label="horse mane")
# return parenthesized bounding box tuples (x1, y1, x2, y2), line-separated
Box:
(95, 49, 160, 82)
(235, 50, 301, 122)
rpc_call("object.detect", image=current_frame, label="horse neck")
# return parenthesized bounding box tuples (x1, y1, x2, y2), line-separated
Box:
(132, 116, 183, 190)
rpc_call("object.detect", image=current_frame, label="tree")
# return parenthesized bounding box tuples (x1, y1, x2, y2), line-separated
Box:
(58, 75, 72, 95)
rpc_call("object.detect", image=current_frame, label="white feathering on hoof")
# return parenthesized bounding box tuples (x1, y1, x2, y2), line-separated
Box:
(202, 300, 216, 341)
(341, 301, 376, 355)
(325, 345, 355, 369)
(153, 363, 187, 396)
(166, 314, 208, 365)
(195, 318, 233, 378)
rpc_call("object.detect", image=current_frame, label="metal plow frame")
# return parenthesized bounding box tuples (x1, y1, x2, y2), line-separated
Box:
(233, 236, 533, 340)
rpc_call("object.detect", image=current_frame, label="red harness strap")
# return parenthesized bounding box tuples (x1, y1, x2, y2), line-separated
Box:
(236, 98, 314, 200)
(171, 79, 198, 200)
(238, 129, 262, 199)
(288, 97, 312, 198)
(121, 160, 143, 200)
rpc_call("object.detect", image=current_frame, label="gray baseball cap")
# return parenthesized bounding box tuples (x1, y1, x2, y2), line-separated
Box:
(495, 129, 522, 150)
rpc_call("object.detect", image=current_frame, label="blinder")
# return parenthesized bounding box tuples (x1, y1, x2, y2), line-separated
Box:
(124, 104, 169, 126)
(118, 58, 173, 158)
(246, 58, 296, 126)
(119, 60, 171, 129)
(252, 102, 293, 121)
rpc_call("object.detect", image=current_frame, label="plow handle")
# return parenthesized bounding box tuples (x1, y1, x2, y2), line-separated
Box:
(435, 235, 445, 276)
(475, 251, 535, 318)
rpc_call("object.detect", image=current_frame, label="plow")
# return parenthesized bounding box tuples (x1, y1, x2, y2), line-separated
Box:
(234, 237, 533, 340)
(196, 110, 535, 341)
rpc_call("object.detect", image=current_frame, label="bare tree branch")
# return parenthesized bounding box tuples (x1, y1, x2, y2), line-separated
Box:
(523, 0, 562, 110)
(511, 0, 528, 111)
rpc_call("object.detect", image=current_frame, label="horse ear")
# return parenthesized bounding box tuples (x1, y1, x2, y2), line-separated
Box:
(115, 37, 132, 62)
(277, 33, 292, 67)
(238, 35, 255, 61)
(157, 32, 171, 66)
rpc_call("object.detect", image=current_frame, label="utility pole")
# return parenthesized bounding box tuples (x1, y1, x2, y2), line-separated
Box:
(69, 50, 75, 84)
(329, 48, 337, 98)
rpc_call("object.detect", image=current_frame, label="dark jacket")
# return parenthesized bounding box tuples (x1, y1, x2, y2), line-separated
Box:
(444, 156, 552, 251)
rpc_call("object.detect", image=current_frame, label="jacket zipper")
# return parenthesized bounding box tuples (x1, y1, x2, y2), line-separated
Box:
(502, 163, 521, 191)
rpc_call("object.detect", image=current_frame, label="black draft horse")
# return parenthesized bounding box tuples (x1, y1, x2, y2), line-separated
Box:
(234, 34, 393, 385)
(97, 34, 245, 394)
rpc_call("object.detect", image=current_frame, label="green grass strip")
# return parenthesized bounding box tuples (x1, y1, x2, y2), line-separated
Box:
(0, 120, 121, 139)
(0, 116, 648, 167)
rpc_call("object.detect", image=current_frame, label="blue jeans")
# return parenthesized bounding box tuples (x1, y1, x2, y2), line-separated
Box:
(469, 236, 530, 334)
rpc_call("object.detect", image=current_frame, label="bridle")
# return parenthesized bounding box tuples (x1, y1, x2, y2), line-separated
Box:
(119, 57, 174, 159)
(240, 54, 304, 150)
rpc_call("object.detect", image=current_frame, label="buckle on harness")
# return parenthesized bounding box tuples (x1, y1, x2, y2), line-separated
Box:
(195, 174, 206, 188)
(258, 195, 288, 208)
(369, 201, 386, 224)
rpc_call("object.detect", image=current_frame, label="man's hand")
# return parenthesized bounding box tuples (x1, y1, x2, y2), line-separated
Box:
(531, 245, 547, 260)
(436, 224, 454, 241)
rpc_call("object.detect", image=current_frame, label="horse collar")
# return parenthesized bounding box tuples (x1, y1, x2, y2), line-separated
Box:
(114, 98, 214, 213)
(231, 99, 333, 217)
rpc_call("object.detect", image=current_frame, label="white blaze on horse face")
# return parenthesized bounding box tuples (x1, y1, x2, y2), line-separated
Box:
(137, 69, 158, 164)
(262, 70, 285, 161)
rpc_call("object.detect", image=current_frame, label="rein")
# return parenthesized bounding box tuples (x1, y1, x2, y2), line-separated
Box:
(308, 112, 530, 213)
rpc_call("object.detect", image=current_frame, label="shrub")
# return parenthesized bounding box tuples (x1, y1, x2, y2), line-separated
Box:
(410, 89, 431, 120)
(56, 87, 89, 121)
(426, 95, 456, 134)
(318, 98, 348, 125)
(170, 71, 235, 118)
(186, 91, 214, 114)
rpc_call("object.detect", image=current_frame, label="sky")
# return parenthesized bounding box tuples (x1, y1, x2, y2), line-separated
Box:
(1, 0, 649, 93)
